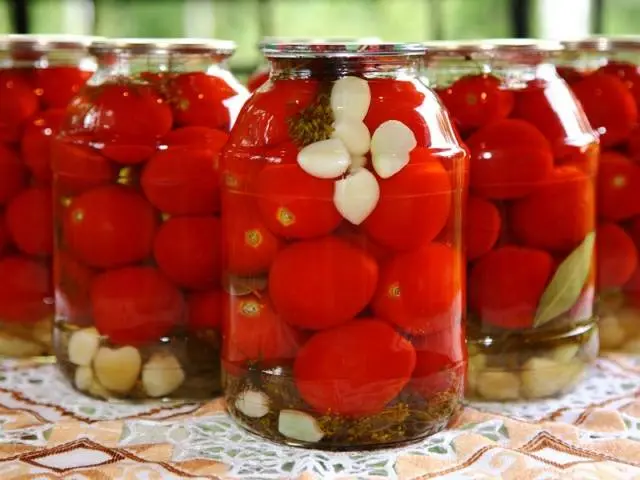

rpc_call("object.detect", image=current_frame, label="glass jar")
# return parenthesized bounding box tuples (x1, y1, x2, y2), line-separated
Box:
(221, 41, 467, 450)
(424, 40, 599, 401)
(0, 34, 95, 358)
(559, 38, 640, 353)
(52, 38, 248, 401)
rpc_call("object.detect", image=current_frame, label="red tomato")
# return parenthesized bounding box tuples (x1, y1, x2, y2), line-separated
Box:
(51, 140, 116, 194)
(34, 66, 92, 109)
(220, 146, 266, 192)
(0, 212, 10, 255)
(624, 266, 640, 308)
(91, 266, 184, 345)
(263, 141, 298, 166)
(20, 109, 65, 183)
(163, 126, 229, 152)
(168, 72, 236, 130)
(222, 194, 281, 276)
(153, 216, 222, 290)
(54, 251, 95, 325)
(64, 185, 157, 268)
(141, 145, 221, 215)
(228, 79, 318, 147)
(294, 319, 416, 417)
(572, 73, 638, 148)
(597, 223, 638, 290)
(0, 256, 52, 323)
(555, 142, 599, 176)
(372, 243, 460, 335)
(222, 293, 300, 368)
(6, 187, 53, 256)
(256, 164, 341, 239)
(269, 236, 378, 330)
(363, 161, 451, 251)
(556, 66, 586, 85)
(511, 166, 594, 252)
(597, 60, 640, 107)
(465, 196, 501, 260)
(630, 216, 640, 248)
(438, 74, 513, 132)
(469, 246, 554, 329)
(597, 151, 640, 221)
(368, 78, 426, 108)
(187, 289, 223, 331)
(626, 124, 640, 165)
(335, 223, 389, 264)
(0, 144, 28, 205)
(247, 69, 269, 92)
(0, 70, 39, 143)
(466, 119, 554, 199)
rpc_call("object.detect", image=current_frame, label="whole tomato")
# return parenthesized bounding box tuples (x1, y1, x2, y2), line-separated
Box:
(91, 267, 184, 345)
(6, 187, 53, 256)
(247, 69, 269, 92)
(0, 212, 10, 256)
(163, 125, 229, 152)
(0, 69, 39, 143)
(52, 140, 116, 194)
(20, 109, 65, 183)
(54, 251, 95, 325)
(187, 289, 223, 331)
(0, 256, 52, 323)
(597, 223, 638, 290)
(597, 60, 640, 107)
(34, 66, 92, 109)
(64, 185, 157, 268)
(597, 151, 640, 222)
(465, 196, 501, 260)
(0, 144, 28, 205)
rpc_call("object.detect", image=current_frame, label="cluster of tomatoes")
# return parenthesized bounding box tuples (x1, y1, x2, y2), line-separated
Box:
(221, 77, 466, 418)
(558, 62, 640, 311)
(434, 73, 598, 331)
(0, 64, 92, 326)
(54, 71, 243, 347)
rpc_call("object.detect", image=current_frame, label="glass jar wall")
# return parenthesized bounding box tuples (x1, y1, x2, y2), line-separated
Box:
(424, 40, 599, 401)
(0, 34, 94, 358)
(221, 41, 467, 450)
(52, 38, 248, 401)
(559, 38, 640, 353)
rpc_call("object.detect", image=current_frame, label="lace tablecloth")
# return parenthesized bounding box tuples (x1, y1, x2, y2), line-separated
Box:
(0, 355, 639, 479)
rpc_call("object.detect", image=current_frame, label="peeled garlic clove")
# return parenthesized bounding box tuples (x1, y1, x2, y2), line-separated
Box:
(141, 352, 185, 398)
(330, 76, 371, 121)
(332, 121, 370, 156)
(372, 152, 411, 179)
(93, 346, 141, 394)
(476, 370, 520, 401)
(297, 138, 351, 179)
(235, 390, 270, 418)
(548, 344, 579, 363)
(520, 357, 584, 399)
(278, 409, 324, 443)
(370, 120, 417, 179)
(0, 332, 46, 357)
(333, 168, 380, 225)
(74, 366, 94, 392)
(88, 379, 111, 399)
(598, 315, 626, 349)
(68, 327, 100, 366)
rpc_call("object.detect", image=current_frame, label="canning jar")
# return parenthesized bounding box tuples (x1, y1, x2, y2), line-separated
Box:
(0, 34, 94, 358)
(52, 38, 248, 400)
(424, 40, 599, 401)
(221, 41, 467, 450)
(559, 38, 640, 353)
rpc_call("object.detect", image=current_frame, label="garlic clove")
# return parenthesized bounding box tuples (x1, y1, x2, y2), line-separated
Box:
(297, 138, 351, 179)
(548, 344, 580, 363)
(349, 155, 368, 172)
(0, 332, 46, 357)
(74, 366, 94, 392)
(278, 409, 325, 443)
(370, 120, 417, 179)
(235, 390, 270, 418)
(520, 357, 584, 399)
(332, 120, 371, 157)
(476, 370, 520, 401)
(598, 315, 626, 350)
(93, 346, 141, 394)
(68, 327, 100, 366)
(371, 152, 411, 179)
(141, 352, 186, 398)
(333, 168, 380, 225)
(330, 76, 371, 121)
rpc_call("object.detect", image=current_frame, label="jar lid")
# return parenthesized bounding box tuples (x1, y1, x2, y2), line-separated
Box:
(261, 41, 426, 58)
(424, 39, 564, 58)
(89, 38, 236, 56)
(561, 36, 640, 52)
(0, 34, 97, 52)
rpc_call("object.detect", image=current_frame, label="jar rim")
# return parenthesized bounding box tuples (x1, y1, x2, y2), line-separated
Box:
(0, 34, 98, 52)
(89, 38, 236, 56)
(423, 38, 564, 58)
(261, 41, 426, 58)
(561, 36, 640, 52)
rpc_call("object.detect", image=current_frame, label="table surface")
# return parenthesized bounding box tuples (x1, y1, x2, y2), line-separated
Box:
(0, 355, 638, 479)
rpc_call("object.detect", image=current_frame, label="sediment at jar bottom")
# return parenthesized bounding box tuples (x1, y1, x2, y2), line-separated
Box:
(54, 322, 221, 401)
(0, 318, 52, 358)
(466, 322, 598, 401)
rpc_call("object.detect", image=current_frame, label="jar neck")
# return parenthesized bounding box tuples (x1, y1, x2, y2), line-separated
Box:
(559, 49, 640, 71)
(269, 56, 421, 80)
(0, 49, 93, 69)
(94, 51, 229, 76)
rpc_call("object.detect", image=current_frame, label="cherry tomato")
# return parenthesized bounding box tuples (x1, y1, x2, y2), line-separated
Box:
(51, 140, 116, 194)
(510, 166, 594, 252)
(572, 73, 638, 148)
(597, 60, 640, 107)
(465, 196, 501, 260)
(256, 164, 341, 239)
(64, 185, 157, 268)
(373, 243, 460, 336)
(187, 289, 223, 331)
(597, 223, 638, 290)
(0, 212, 10, 256)
(34, 66, 92, 109)
(6, 187, 53, 256)
(556, 66, 585, 85)
(54, 251, 95, 325)
(247, 69, 269, 92)
(294, 319, 416, 417)
(597, 151, 640, 222)
(469, 246, 554, 329)
(222, 194, 281, 276)
(153, 216, 222, 290)
(269, 236, 378, 330)
(163, 126, 229, 152)
(0, 70, 39, 143)
(335, 223, 389, 264)
(438, 74, 513, 132)
(555, 142, 599, 176)
(630, 216, 640, 248)
(0, 144, 28, 205)
(363, 161, 451, 251)
(466, 119, 554, 199)
(91, 266, 184, 345)
(626, 124, 640, 165)
(0, 256, 52, 323)
(368, 78, 426, 108)
(20, 109, 65, 183)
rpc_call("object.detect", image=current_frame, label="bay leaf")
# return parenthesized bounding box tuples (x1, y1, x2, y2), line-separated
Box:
(533, 231, 595, 327)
